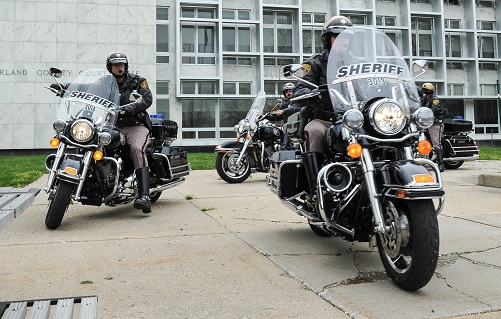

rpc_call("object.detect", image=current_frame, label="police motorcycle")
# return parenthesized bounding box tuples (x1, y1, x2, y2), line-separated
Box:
(44, 67, 190, 229)
(214, 91, 284, 183)
(418, 118, 479, 170)
(267, 26, 444, 291)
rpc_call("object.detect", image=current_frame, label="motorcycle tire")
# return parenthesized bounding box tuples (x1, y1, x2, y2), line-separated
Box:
(377, 199, 439, 291)
(45, 180, 74, 229)
(444, 160, 463, 169)
(215, 152, 251, 183)
(308, 222, 332, 237)
(150, 191, 162, 204)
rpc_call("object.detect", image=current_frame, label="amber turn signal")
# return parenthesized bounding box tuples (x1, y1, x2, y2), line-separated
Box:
(417, 140, 432, 155)
(413, 174, 435, 184)
(93, 150, 104, 161)
(49, 138, 60, 148)
(347, 143, 362, 158)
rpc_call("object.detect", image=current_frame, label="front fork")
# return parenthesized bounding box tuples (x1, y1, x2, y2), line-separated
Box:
(235, 137, 252, 165)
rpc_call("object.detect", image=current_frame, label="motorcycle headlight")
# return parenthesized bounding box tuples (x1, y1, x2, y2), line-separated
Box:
(234, 119, 251, 134)
(412, 107, 435, 129)
(369, 99, 406, 135)
(52, 119, 66, 133)
(70, 119, 94, 142)
(342, 109, 364, 130)
(98, 132, 112, 145)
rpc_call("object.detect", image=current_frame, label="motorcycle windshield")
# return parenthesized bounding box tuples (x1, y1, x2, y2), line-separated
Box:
(57, 68, 120, 129)
(326, 26, 421, 116)
(245, 91, 267, 129)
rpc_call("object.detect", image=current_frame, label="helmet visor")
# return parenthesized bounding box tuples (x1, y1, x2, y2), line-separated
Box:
(109, 57, 127, 64)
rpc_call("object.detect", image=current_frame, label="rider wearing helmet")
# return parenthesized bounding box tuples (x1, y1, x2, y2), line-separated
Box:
(293, 15, 354, 196)
(420, 82, 446, 172)
(107, 51, 154, 213)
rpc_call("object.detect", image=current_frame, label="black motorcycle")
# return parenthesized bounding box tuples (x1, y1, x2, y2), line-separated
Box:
(267, 26, 444, 291)
(214, 91, 284, 183)
(44, 67, 190, 229)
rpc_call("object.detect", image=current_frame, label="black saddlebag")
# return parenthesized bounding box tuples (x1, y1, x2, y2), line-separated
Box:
(149, 146, 190, 180)
(268, 150, 304, 198)
(444, 119, 473, 133)
(151, 118, 179, 140)
(442, 133, 479, 158)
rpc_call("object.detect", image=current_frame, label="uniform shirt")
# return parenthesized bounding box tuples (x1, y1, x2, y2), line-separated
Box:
(116, 73, 153, 127)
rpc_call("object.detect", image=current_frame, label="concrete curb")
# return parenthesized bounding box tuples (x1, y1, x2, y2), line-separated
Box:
(478, 173, 501, 188)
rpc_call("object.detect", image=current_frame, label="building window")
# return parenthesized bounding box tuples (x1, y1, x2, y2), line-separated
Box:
(480, 84, 498, 95)
(302, 12, 326, 24)
(475, 100, 498, 128)
(181, 24, 216, 64)
(478, 35, 496, 58)
(479, 62, 498, 70)
(447, 61, 464, 69)
(182, 7, 216, 19)
(445, 19, 461, 29)
(447, 84, 464, 96)
(156, 6, 169, 64)
(223, 56, 253, 66)
(413, 0, 432, 3)
(444, 0, 459, 5)
(223, 26, 251, 52)
(477, 21, 495, 30)
(344, 14, 367, 25)
(411, 17, 434, 57)
(182, 99, 216, 128)
(181, 81, 217, 94)
(302, 28, 323, 54)
(263, 57, 297, 66)
(222, 9, 251, 20)
(156, 81, 170, 119)
(220, 99, 252, 127)
(445, 34, 462, 57)
(263, 10, 294, 53)
(476, 0, 495, 8)
(223, 82, 252, 95)
(376, 16, 397, 27)
(443, 99, 464, 119)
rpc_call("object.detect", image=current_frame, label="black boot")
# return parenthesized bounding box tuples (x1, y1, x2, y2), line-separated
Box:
(437, 149, 445, 172)
(302, 152, 324, 195)
(134, 167, 151, 213)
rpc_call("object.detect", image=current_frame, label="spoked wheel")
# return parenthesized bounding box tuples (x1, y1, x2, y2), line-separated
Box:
(45, 180, 74, 229)
(215, 152, 251, 183)
(444, 160, 463, 169)
(308, 221, 332, 237)
(377, 199, 439, 291)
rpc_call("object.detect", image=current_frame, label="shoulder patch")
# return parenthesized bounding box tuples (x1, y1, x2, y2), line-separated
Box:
(432, 99, 440, 105)
(139, 79, 149, 90)
(301, 63, 311, 77)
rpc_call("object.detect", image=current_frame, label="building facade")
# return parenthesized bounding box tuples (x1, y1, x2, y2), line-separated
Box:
(1, 0, 500, 152)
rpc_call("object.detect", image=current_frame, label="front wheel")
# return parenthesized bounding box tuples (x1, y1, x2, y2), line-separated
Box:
(444, 160, 463, 169)
(377, 199, 439, 291)
(215, 152, 251, 183)
(45, 180, 74, 229)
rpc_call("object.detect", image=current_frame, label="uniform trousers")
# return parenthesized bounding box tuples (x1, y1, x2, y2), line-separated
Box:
(117, 124, 150, 169)
(304, 119, 331, 153)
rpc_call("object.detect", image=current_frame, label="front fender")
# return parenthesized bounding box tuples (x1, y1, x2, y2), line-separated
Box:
(57, 154, 85, 184)
(215, 141, 244, 152)
(377, 160, 444, 200)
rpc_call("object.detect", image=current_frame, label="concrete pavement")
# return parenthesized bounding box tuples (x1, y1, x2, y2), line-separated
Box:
(1, 160, 501, 318)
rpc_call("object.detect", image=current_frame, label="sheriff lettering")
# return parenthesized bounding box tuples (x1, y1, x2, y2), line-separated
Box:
(68, 91, 115, 108)
(337, 63, 404, 78)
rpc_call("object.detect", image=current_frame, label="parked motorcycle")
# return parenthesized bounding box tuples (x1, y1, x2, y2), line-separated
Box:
(44, 67, 190, 229)
(417, 118, 479, 169)
(214, 91, 284, 183)
(267, 26, 444, 291)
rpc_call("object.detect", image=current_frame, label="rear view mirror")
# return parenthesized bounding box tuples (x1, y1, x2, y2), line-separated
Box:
(283, 64, 305, 78)
(49, 67, 63, 78)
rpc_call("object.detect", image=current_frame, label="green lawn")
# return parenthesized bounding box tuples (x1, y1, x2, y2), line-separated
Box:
(0, 148, 499, 188)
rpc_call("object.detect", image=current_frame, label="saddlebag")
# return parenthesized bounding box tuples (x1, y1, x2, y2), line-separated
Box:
(150, 146, 190, 180)
(268, 150, 304, 198)
(150, 118, 179, 140)
(442, 134, 479, 158)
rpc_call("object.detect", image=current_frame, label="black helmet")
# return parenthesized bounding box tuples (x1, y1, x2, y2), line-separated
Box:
(321, 15, 353, 50)
(106, 51, 128, 74)
(421, 82, 435, 95)
(282, 82, 295, 95)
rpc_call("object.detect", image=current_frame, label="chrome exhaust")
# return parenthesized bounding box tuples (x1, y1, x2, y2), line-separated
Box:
(150, 177, 186, 194)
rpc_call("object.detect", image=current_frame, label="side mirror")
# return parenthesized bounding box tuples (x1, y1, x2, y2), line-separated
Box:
(49, 67, 63, 78)
(412, 60, 427, 75)
(283, 64, 305, 78)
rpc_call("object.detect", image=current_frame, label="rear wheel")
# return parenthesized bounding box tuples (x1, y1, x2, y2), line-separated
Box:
(215, 152, 251, 183)
(377, 199, 439, 291)
(45, 181, 74, 229)
(308, 221, 332, 237)
(444, 160, 463, 169)
(150, 192, 162, 204)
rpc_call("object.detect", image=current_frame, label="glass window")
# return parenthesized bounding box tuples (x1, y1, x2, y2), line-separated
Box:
(238, 28, 251, 52)
(157, 25, 169, 52)
(303, 28, 323, 54)
(220, 99, 252, 127)
(443, 99, 464, 119)
(444, 0, 459, 4)
(477, 0, 494, 8)
(447, 61, 464, 69)
(239, 83, 251, 94)
(222, 10, 234, 19)
(223, 28, 236, 51)
(198, 82, 217, 94)
(223, 82, 236, 94)
(198, 8, 215, 19)
(480, 84, 498, 95)
(477, 21, 495, 30)
(447, 84, 464, 95)
(445, 19, 461, 29)
(411, 17, 434, 57)
(157, 81, 169, 95)
(446, 34, 462, 57)
(277, 29, 292, 53)
(478, 36, 495, 58)
(182, 99, 216, 128)
(263, 12, 274, 24)
(181, 8, 195, 18)
(346, 14, 367, 25)
(302, 13, 312, 23)
(182, 25, 195, 52)
(157, 6, 169, 20)
(157, 55, 169, 63)
(263, 28, 274, 52)
(475, 100, 498, 124)
(198, 26, 214, 53)
(376, 16, 396, 27)
(238, 57, 252, 66)
(182, 24, 216, 64)
(223, 57, 237, 65)
(181, 82, 196, 94)
(238, 10, 250, 20)
(276, 12, 293, 24)
(156, 98, 170, 119)
(263, 10, 295, 53)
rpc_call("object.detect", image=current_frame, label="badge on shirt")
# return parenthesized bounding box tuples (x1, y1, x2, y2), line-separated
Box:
(301, 63, 311, 77)
(432, 99, 440, 105)
(140, 79, 149, 90)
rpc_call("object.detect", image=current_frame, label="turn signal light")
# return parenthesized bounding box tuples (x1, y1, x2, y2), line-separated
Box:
(49, 138, 60, 148)
(93, 150, 104, 161)
(413, 174, 435, 184)
(417, 140, 432, 155)
(347, 143, 362, 158)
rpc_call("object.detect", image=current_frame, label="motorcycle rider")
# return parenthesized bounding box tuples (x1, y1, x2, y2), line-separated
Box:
(420, 82, 446, 172)
(106, 51, 154, 212)
(266, 82, 300, 148)
(293, 15, 354, 195)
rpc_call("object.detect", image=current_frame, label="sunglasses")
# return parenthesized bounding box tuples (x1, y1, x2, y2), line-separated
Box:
(285, 89, 293, 93)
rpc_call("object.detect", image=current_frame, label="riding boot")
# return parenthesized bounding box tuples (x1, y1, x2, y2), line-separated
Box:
(437, 149, 445, 173)
(134, 167, 151, 213)
(302, 152, 324, 195)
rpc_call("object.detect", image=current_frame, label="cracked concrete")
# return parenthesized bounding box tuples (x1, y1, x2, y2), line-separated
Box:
(1, 160, 501, 318)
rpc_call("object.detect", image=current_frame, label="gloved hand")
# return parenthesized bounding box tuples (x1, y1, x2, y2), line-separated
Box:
(120, 104, 136, 115)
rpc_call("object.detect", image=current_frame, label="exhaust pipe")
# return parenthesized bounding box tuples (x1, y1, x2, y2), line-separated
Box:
(150, 177, 186, 194)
